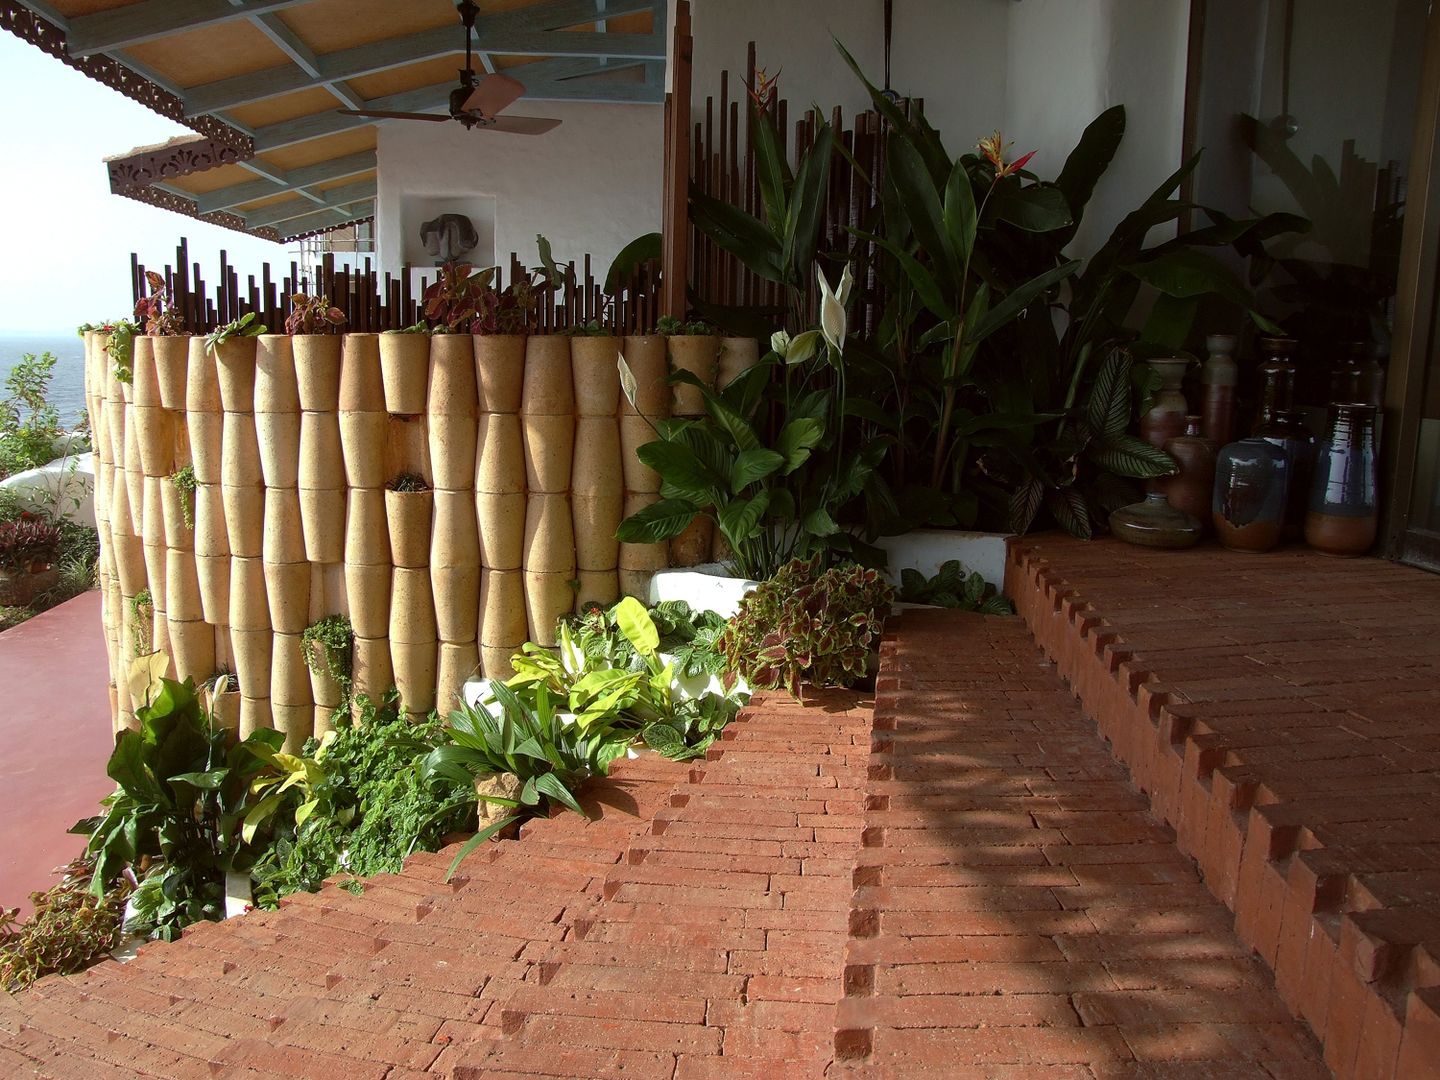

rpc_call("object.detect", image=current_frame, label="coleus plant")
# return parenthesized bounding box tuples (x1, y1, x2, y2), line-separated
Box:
(134, 271, 185, 336)
(0, 513, 62, 572)
(284, 293, 346, 335)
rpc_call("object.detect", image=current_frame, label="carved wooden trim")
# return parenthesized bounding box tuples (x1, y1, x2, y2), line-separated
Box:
(114, 184, 283, 243)
(107, 139, 249, 193)
(283, 216, 375, 243)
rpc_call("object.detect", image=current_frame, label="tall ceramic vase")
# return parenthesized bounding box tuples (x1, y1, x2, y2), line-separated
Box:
(1305, 403, 1378, 557)
(572, 418, 622, 573)
(339, 334, 388, 489)
(379, 332, 431, 414)
(428, 335, 479, 491)
(1140, 357, 1189, 449)
(293, 334, 343, 412)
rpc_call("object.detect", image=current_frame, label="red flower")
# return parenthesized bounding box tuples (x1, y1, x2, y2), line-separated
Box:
(977, 131, 1036, 180)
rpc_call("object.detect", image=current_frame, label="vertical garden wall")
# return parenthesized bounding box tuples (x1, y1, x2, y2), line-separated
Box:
(83, 329, 758, 747)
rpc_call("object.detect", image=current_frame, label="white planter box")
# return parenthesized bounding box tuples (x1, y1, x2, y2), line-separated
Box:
(648, 563, 758, 619)
(874, 529, 1011, 590)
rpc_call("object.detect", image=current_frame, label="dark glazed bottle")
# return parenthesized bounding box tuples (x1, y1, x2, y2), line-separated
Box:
(1200, 334, 1238, 446)
(1305, 403, 1378, 557)
(1254, 336, 1298, 429)
(1213, 438, 1289, 553)
(1156, 416, 1217, 529)
(1256, 409, 1316, 541)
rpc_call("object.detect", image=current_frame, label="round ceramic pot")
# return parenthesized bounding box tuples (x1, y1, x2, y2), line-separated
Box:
(619, 492, 668, 573)
(221, 412, 262, 487)
(263, 559, 311, 635)
(476, 491, 526, 570)
(379, 333, 431, 414)
(152, 336, 190, 410)
(111, 532, 146, 597)
(213, 337, 259, 414)
(293, 335, 343, 412)
(480, 645, 521, 680)
(131, 405, 176, 477)
(208, 689, 241, 735)
(130, 336, 160, 407)
(620, 335, 670, 417)
(1154, 417, 1216, 529)
(167, 618, 215, 683)
(160, 481, 194, 551)
(436, 640, 480, 716)
(391, 641, 438, 717)
(188, 410, 223, 485)
(193, 484, 229, 557)
(339, 334, 385, 411)
(521, 336, 574, 416)
(344, 488, 389, 566)
(345, 562, 391, 640)
(619, 415, 661, 493)
(385, 488, 434, 568)
(1213, 437, 1289, 553)
(476, 413, 525, 494)
(351, 636, 393, 711)
(229, 626, 272, 699)
(1200, 334, 1238, 446)
(433, 564, 481, 644)
(570, 336, 621, 416)
(164, 550, 203, 621)
(432, 490, 481, 567)
(338, 411, 387, 489)
(269, 632, 312, 708)
(1108, 492, 1202, 549)
(254, 336, 300, 414)
(524, 571, 575, 647)
(522, 414, 575, 494)
(194, 553, 230, 626)
(221, 484, 263, 558)
(1257, 411, 1317, 542)
(299, 488, 345, 564)
(389, 566, 437, 645)
(475, 334, 526, 413)
(141, 475, 165, 549)
(667, 335, 720, 416)
(272, 702, 312, 754)
(669, 516, 714, 567)
(186, 336, 221, 413)
(262, 488, 306, 565)
(479, 569, 528, 646)
(238, 696, 272, 740)
(1306, 403, 1378, 558)
(298, 411, 344, 490)
(255, 410, 301, 489)
(428, 334, 477, 415)
(428, 411, 479, 491)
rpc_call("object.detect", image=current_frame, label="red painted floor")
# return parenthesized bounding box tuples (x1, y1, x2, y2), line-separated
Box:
(0, 591, 115, 915)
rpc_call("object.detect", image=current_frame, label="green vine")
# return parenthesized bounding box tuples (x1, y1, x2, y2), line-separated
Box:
(301, 614, 353, 694)
(104, 320, 138, 384)
(170, 465, 197, 530)
(129, 588, 153, 654)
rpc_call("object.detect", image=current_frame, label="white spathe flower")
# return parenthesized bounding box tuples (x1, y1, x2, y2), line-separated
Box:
(770, 329, 792, 356)
(817, 263, 854, 352)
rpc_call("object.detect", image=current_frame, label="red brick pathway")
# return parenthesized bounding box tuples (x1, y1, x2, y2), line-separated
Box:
(1009, 536, 1440, 1080)
(0, 612, 1329, 1078)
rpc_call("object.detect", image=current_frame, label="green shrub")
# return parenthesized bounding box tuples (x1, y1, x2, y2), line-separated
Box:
(898, 560, 1014, 614)
(0, 352, 71, 480)
(720, 556, 893, 700)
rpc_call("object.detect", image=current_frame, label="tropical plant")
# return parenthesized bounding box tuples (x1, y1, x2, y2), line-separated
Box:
(103, 319, 139, 383)
(134, 270, 185, 336)
(897, 560, 1013, 614)
(204, 312, 267, 354)
(425, 235, 567, 335)
(284, 293, 346, 335)
(0, 855, 131, 991)
(170, 464, 197, 530)
(0, 351, 73, 480)
(386, 320, 432, 335)
(0, 513, 61, 572)
(720, 555, 892, 701)
(569, 597, 729, 679)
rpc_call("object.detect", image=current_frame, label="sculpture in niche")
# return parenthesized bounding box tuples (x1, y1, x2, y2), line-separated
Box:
(420, 213, 480, 265)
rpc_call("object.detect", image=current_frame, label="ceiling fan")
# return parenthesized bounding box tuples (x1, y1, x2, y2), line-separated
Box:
(335, 1, 561, 135)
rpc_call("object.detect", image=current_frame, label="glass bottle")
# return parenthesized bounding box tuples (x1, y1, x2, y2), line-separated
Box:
(1156, 416, 1217, 529)
(1213, 438, 1289, 553)
(1140, 357, 1190, 449)
(1200, 334, 1238, 445)
(1305, 403, 1378, 557)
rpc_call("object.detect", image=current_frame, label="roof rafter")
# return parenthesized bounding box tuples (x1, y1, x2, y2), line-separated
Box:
(274, 200, 375, 241)
(195, 148, 377, 213)
(66, 0, 311, 55)
(244, 178, 375, 227)
(182, 0, 657, 117)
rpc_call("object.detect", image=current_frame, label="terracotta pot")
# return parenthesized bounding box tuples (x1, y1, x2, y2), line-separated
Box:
(428, 412, 479, 491)
(314, 704, 338, 741)
(122, 422, 145, 527)
(339, 334, 385, 412)
(619, 492, 668, 573)
(347, 557, 392, 639)
(264, 559, 311, 635)
(160, 480, 193, 551)
(570, 336, 621, 416)
(385, 488, 434, 568)
(142, 544, 168, 607)
(432, 490, 481, 566)
(130, 336, 160, 407)
(239, 697, 272, 740)
(221, 412, 262, 487)
(293, 335, 343, 412)
(164, 550, 203, 622)
(476, 491, 526, 570)
(298, 411, 344, 490)
(141, 476, 165, 548)
(227, 555, 270, 631)
(379, 333, 430, 414)
(255, 411, 301, 489)
(620, 335, 670, 417)
(387, 413, 430, 483)
(254, 336, 299, 413)
(269, 633, 312, 707)
(106, 399, 127, 465)
(186, 336, 221, 413)
(308, 643, 345, 709)
(271, 702, 312, 754)
(222, 484, 263, 557)
(263, 488, 306, 565)
(476, 413, 525, 493)
(131, 405, 175, 477)
(667, 335, 719, 416)
(573, 570, 619, 613)
(479, 569, 527, 646)
(572, 494, 622, 573)
(718, 336, 760, 390)
(112, 532, 146, 597)
(618, 568, 654, 600)
(209, 690, 241, 735)
(474, 335, 526, 413)
(109, 468, 135, 538)
(213, 337, 259, 414)
(523, 495, 575, 575)
(433, 564, 481, 644)
(299, 488, 345, 564)
(428, 334, 477, 415)
(436, 640, 479, 716)
(230, 627, 272, 699)
(338, 411, 387, 489)
(572, 418, 622, 571)
(521, 336, 573, 416)
(351, 636, 392, 710)
(390, 641, 438, 717)
(344, 488, 389, 566)
(480, 645, 520, 680)
(389, 566, 436, 645)
(1140, 357, 1190, 449)
(195, 553, 230, 625)
(620, 415, 661, 493)
(522, 414, 574, 493)
(669, 516, 713, 568)
(1155, 417, 1217, 529)
(524, 571, 576, 647)
(153, 336, 190, 410)
(188, 410, 223, 485)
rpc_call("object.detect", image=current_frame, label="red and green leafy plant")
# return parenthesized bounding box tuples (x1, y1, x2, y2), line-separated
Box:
(0, 855, 132, 991)
(134, 270, 185, 336)
(719, 555, 893, 700)
(0, 513, 62, 573)
(424, 236, 569, 335)
(284, 293, 346, 335)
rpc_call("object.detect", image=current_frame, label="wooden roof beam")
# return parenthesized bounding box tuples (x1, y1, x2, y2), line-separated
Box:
(195, 149, 377, 213)
(243, 179, 376, 228)
(240, 7, 365, 110)
(182, 0, 658, 117)
(272, 200, 376, 240)
(66, 0, 311, 56)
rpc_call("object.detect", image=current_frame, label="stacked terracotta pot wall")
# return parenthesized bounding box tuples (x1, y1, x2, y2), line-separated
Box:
(84, 329, 751, 740)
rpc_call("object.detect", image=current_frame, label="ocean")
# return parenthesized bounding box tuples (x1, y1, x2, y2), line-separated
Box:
(0, 334, 89, 426)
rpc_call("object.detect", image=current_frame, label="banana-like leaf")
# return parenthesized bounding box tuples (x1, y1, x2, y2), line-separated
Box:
(943, 161, 978, 267)
(615, 497, 700, 543)
(1053, 105, 1126, 239)
(604, 232, 661, 294)
(886, 135, 958, 296)
(968, 260, 1080, 346)
(850, 229, 953, 321)
(991, 183, 1073, 233)
(1122, 248, 1251, 305)
(690, 187, 785, 283)
(783, 122, 834, 282)
(750, 100, 793, 235)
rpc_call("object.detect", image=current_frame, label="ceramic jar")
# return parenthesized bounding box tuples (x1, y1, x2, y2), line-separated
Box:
(1213, 437, 1289, 553)
(1256, 410, 1316, 542)
(1109, 492, 1202, 549)
(1199, 334, 1238, 446)
(1155, 417, 1217, 529)
(1140, 357, 1189, 449)
(1305, 403, 1378, 557)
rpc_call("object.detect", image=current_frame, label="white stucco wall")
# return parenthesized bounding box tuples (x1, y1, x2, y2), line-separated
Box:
(375, 99, 664, 279)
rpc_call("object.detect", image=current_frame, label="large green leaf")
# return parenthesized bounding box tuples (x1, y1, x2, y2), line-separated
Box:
(636, 440, 724, 499)
(775, 417, 824, 473)
(603, 232, 661, 294)
(833, 37, 951, 183)
(702, 390, 761, 451)
(1142, 292, 1199, 347)
(784, 123, 834, 282)
(730, 448, 784, 492)
(1122, 248, 1251, 305)
(968, 260, 1080, 346)
(991, 183, 1073, 233)
(850, 229, 953, 321)
(612, 596, 660, 657)
(942, 160, 978, 267)
(886, 135, 957, 295)
(615, 497, 700, 543)
(690, 188, 785, 283)
(445, 814, 521, 881)
(1009, 477, 1045, 534)
(750, 101, 792, 235)
(718, 491, 770, 545)
(1089, 436, 1177, 479)
(1085, 351, 1133, 440)
(1045, 486, 1093, 539)
(1054, 105, 1126, 234)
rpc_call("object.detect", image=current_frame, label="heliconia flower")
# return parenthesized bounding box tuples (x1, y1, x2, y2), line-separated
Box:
(977, 130, 1036, 180)
(748, 66, 781, 108)
(817, 263, 853, 352)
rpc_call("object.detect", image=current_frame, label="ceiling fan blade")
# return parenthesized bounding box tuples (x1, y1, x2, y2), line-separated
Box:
(336, 108, 450, 122)
(462, 73, 525, 116)
(481, 115, 562, 136)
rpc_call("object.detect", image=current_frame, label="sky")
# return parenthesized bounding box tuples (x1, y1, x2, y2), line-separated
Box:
(0, 32, 284, 334)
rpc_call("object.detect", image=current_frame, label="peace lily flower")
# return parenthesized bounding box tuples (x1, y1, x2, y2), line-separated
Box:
(978, 130, 1036, 180)
(817, 263, 853, 352)
(770, 329, 792, 356)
